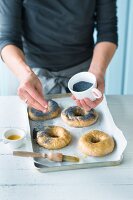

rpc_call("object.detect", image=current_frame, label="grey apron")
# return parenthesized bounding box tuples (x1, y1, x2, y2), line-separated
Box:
(32, 58, 91, 95)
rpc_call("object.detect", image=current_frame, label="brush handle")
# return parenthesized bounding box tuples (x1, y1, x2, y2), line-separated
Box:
(13, 151, 46, 158)
(13, 151, 63, 161)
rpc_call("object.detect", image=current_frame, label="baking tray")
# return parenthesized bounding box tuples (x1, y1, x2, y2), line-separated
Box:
(29, 93, 125, 173)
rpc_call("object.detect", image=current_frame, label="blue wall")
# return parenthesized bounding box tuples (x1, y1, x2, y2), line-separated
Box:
(0, 0, 133, 95)
(105, 0, 133, 94)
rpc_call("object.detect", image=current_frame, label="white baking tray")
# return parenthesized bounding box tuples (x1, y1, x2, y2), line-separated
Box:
(29, 94, 127, 172)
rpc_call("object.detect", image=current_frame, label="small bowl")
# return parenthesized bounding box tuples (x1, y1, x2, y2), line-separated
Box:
(68, 72, 102, 101)
(2, 128, 27, 149)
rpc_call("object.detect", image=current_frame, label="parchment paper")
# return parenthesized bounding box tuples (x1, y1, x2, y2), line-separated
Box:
(30, 95, 127, 167)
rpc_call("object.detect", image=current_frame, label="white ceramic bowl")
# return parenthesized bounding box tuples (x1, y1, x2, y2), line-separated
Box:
(2, 128, 27, 149)
(68, 72, 102, 101)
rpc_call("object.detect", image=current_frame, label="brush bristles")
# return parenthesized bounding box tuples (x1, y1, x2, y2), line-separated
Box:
(62, 155, 79, 162)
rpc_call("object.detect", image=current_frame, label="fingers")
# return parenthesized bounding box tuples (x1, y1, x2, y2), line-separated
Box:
(75, 100, 82, 107)
(71, 95, 103, 111)
(71, 95, 82, 107)
(18, 72, 48, 111)
(84, 98, 97, 109)
(18, 88, 47, 112)
(79, 100, 89, 111)
(71, 95, 76, 100)
(25, 83, 48, 108)
(79, 99, 91, 111)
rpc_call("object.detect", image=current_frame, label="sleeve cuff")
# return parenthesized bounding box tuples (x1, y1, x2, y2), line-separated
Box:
(96, 33, 118, 47)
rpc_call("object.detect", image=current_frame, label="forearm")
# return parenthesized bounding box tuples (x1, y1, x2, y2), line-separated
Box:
(89, 42, 117, 76)
(1, 44, 48, 110)
(1, 45, 33, 81)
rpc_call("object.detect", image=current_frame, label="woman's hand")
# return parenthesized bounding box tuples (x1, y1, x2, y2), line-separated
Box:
(72, 71, 105, 111)
(17, 71, 48, 112)
(72, 41, 117, 111)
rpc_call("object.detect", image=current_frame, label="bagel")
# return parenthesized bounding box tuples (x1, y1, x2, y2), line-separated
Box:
(37, 126, 72, 150)
(28, 100, 61, 121)
(61, 106, 98, 127)
(78, 130, 115, 157)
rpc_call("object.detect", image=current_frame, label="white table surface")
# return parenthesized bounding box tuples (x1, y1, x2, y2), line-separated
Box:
(0, 95, 133, 200)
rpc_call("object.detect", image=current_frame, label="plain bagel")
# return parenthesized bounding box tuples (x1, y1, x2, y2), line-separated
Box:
(78, 130, 115, 157)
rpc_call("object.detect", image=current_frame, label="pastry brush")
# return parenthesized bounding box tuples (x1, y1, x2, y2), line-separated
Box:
(13, 151, 79, 162)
